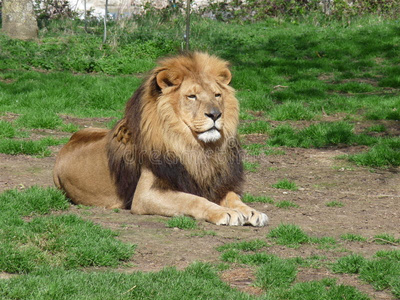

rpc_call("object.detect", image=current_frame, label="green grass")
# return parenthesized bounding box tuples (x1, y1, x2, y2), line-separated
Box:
(335, 82, 375, 94)
(264, 148, 286, 156)
(366, 105, 400, 121)
(372, 233, 400, 245)
(1, 13, 400, 300)
(0, 26, 174, 75)
(239, 121, 270, 134)
(16, 112, 63, 129)
(267, 224, 336, 247)
(267, 122, 371, 148)
(0, 214, 134, 273)
(243, 161, 260, 172)
(375, 250, 400, 261)
(268, 224, 310, 247)
(0, 137, 68, 156)
(0, 186, 69, 218)
(0, 120, 17, 138)
(0, 187, 135, 274)
(0, 263, 252, 300)
(0, 120, 29, 138)
(275, 200, 299, 209)
(266, 279, 370, 300)
(9, 112, 81, 132)
(0, 113, 79, 133)
(190, 230, 217, 237)
(256, 256, 297, 289)
(366, 124, 386, 133)
(242, 193, 274, 204)
(325, 201, 344, 207)
(272, 179, 299, 191)
(331, 251, 400, 297)
(59, 122, 80, 133)
(266, 122, 400, 167)
(242, 143, 264, 156)
(1, 17, 399, 167)
(331, 254, 367, 274)
(221, 249, 280, 266)
(166, 216, 197, 230)
(267, 102, 316, 121)
(217, 236, 366, 299)
(361, 259, 400, 292)
(0, 70, 138, 118)
(311, 237, 337, 249)
(340, 233, 367, 242)
(348, 138, 400, 167)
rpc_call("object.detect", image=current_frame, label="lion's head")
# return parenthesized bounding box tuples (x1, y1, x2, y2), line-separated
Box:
(109, 52, 243, 207)
(153, 52, 238, 144)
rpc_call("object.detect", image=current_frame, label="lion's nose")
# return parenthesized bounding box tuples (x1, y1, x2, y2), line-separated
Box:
(205, 109, 222, 121)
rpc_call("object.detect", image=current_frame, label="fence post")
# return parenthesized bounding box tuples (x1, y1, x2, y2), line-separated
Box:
(103, 0, 109, 43)
(185, 0, 191, 51)
(84, 0, 87, 32)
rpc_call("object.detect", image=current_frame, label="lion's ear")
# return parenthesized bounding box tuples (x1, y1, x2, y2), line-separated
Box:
(218, 68, 232, 85)
(156, 70, 183, 90)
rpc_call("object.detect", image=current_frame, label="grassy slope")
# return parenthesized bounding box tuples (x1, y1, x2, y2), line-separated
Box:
(1, 15, 400, 299)
(1, 17, 399, 121)
(1, 16, 399, 164)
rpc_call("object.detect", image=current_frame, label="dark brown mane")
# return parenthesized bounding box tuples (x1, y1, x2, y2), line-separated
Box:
(107, 53, 244, 208)
(107, 84, 145, 208)
(148, 141, 244, 202)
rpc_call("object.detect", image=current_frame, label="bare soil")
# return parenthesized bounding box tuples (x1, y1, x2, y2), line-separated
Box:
(0, 128, 399, 299)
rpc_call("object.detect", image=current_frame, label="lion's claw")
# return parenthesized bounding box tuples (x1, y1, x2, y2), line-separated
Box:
(245, 210, 269, 227)
(215, 210, 246, 226)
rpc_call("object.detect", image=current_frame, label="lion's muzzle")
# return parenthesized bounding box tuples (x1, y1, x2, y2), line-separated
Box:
(198, 128, 221, 143)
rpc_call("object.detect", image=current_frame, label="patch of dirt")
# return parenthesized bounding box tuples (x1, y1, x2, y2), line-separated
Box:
(220, 268, 264, 295)
(0, 153, 56, 191)
(0, 273, 16, 280)
(1, 131, 399, 300)
(318, 73, 335, 82)
(353, 120, 400, 136)
(340, 78, 380, 86)
(0, 77, 15, 84)
(0, 112, 20, 122)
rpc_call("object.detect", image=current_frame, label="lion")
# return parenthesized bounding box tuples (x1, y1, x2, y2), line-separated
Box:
(53, 52, 268, 226)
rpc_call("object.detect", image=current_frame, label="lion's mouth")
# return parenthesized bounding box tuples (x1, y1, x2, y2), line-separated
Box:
(197, 127, 221, 143)
(199, 126, 219, 134)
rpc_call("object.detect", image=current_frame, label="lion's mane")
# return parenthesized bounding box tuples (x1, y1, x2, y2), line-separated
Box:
(107, 53, 244, 208)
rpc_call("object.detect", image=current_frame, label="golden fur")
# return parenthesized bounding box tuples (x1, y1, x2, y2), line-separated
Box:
(54, 52, 268, 226)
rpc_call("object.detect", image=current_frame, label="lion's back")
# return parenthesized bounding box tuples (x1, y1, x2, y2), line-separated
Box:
(53, 128, 123, 208)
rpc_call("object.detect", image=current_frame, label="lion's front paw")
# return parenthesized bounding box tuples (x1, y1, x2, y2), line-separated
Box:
(212, 209, 246, 226)
(245, 210, 269, 227)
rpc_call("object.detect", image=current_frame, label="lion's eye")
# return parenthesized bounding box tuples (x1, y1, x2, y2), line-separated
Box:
(187, 95, 197, 100)
(215, 93, 222, 98)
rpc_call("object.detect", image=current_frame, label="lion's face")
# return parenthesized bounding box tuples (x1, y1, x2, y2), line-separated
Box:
(177, 77, 225, 143)
(155, 53, 236, 144)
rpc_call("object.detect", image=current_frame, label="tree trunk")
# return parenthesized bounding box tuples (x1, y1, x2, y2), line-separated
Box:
(2, 0, 38, 40)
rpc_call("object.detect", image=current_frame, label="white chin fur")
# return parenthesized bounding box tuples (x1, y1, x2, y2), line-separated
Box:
(198, 129, 221, 143)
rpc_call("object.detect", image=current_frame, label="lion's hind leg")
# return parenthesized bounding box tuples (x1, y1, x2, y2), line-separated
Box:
(220, 192, 269, 227)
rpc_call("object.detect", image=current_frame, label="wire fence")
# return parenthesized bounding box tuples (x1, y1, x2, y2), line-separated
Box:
(2, 0, 400, 74)
(12, 0, 398, 47)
